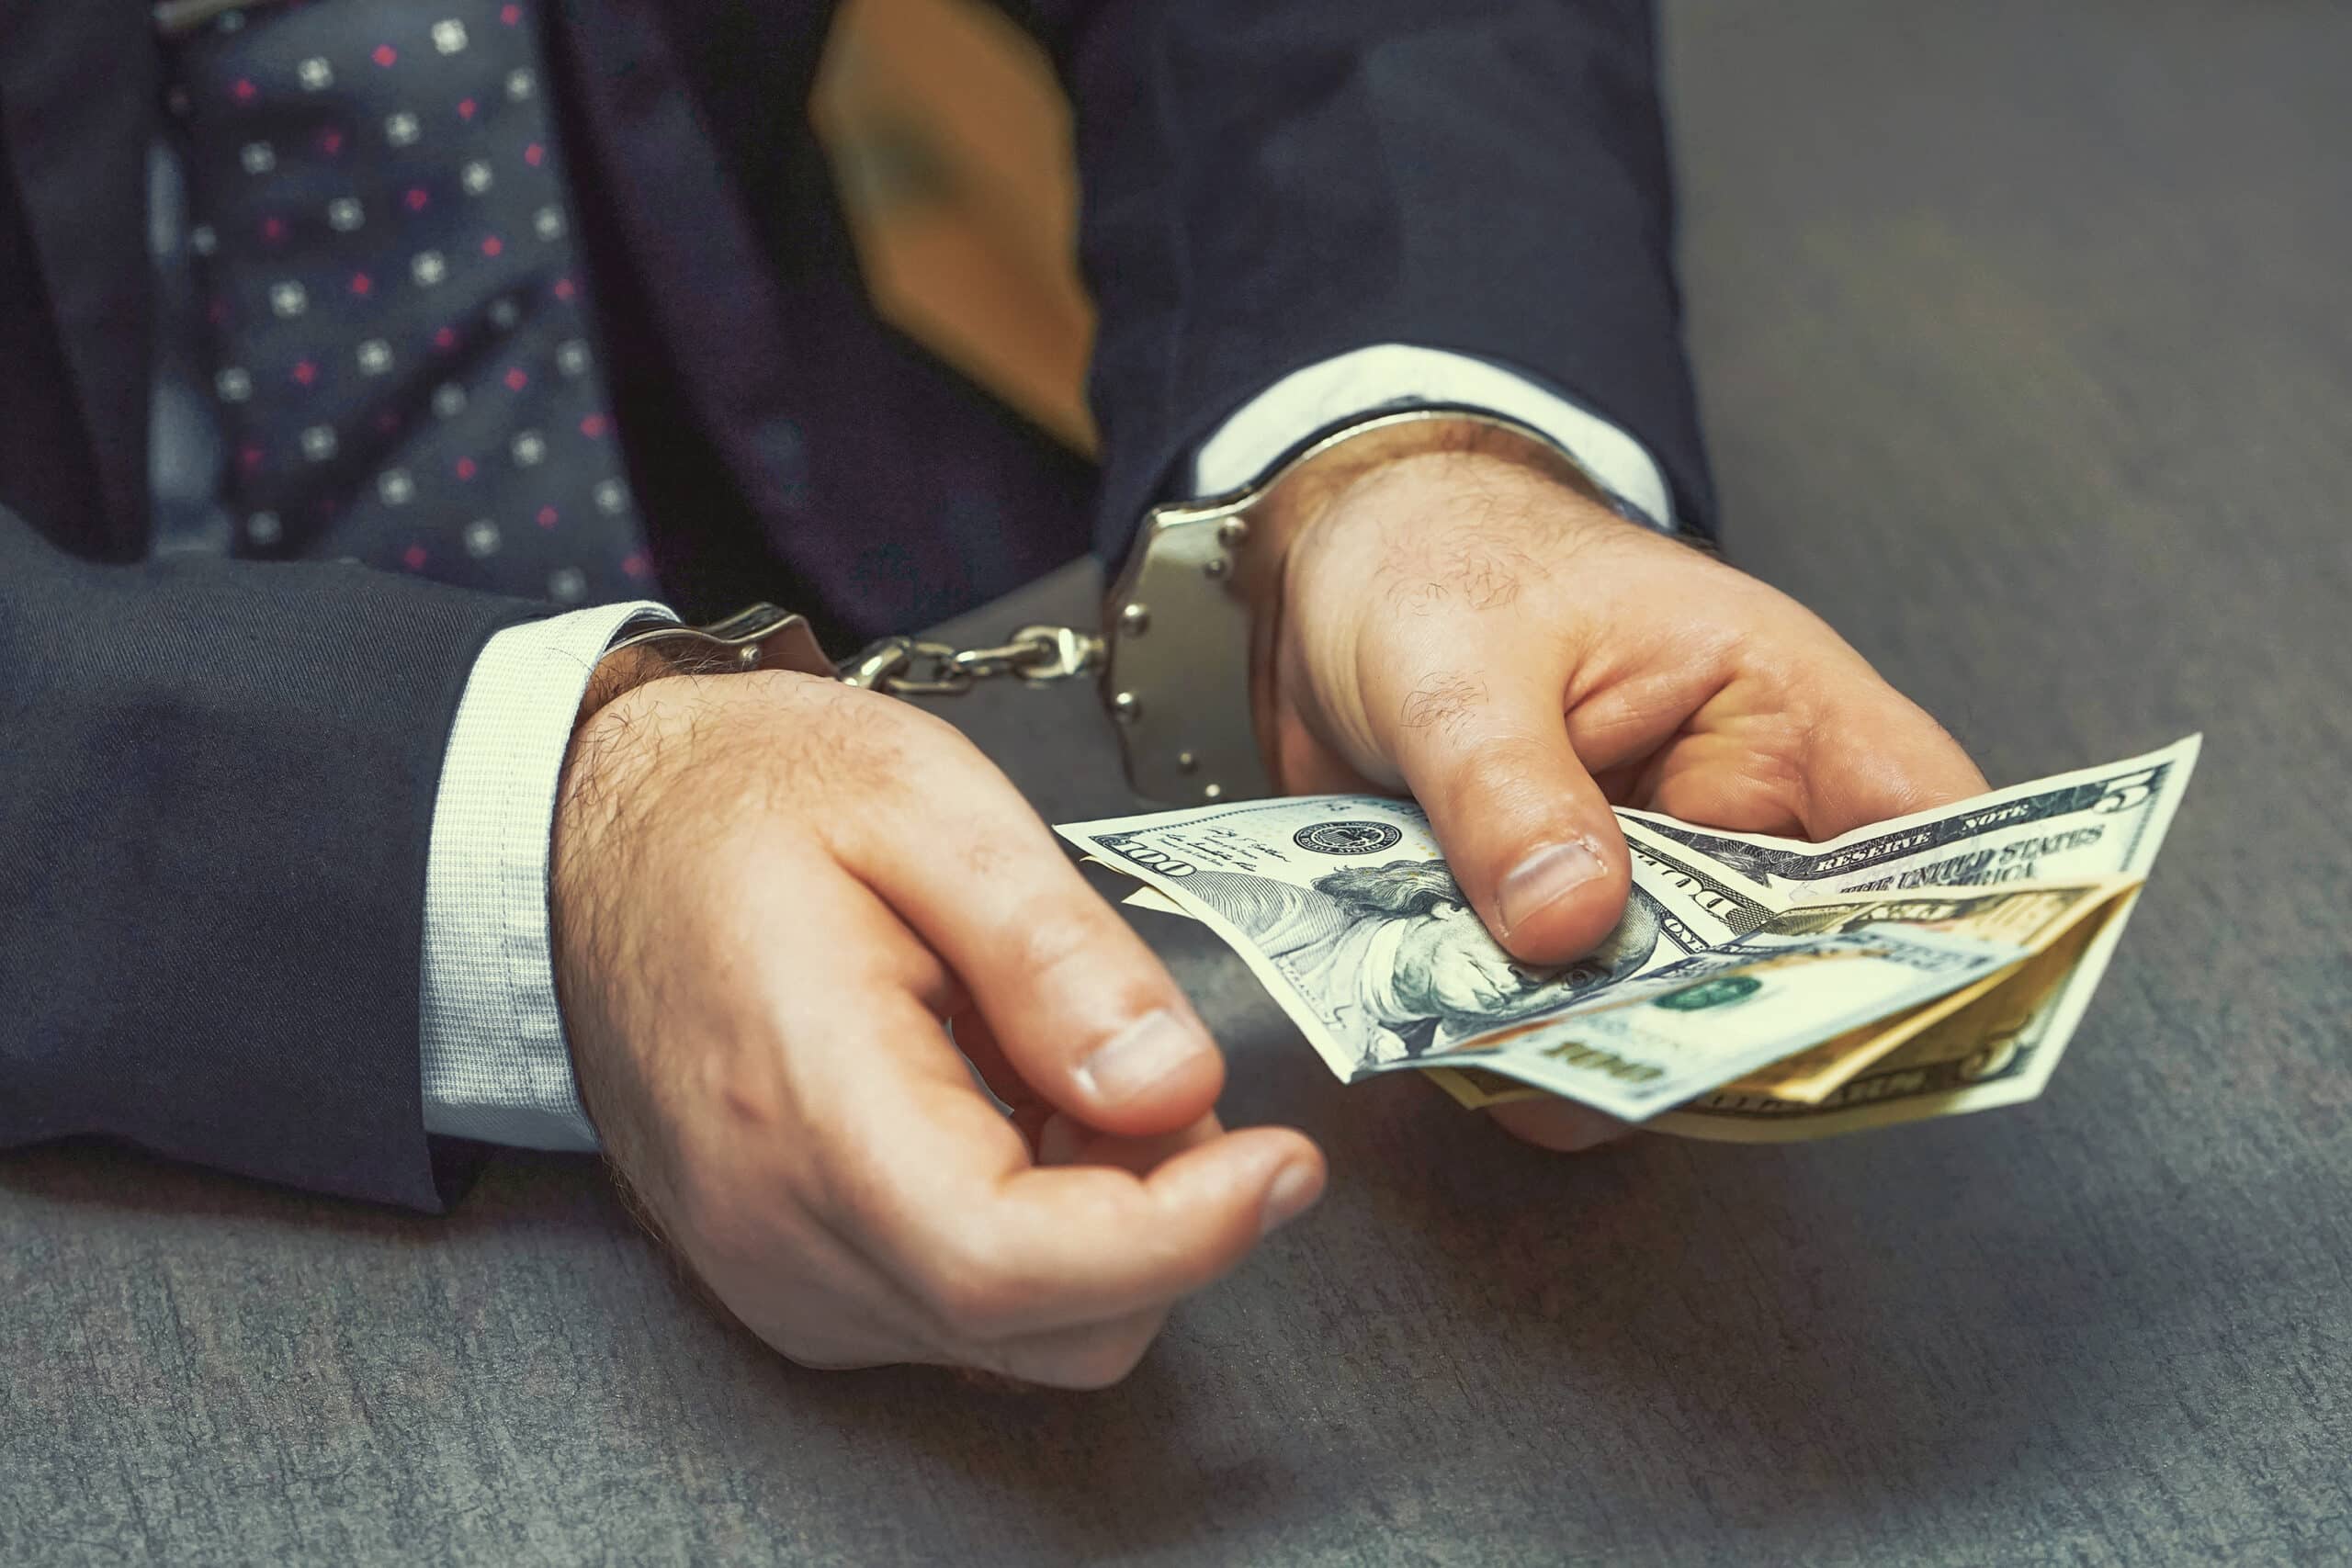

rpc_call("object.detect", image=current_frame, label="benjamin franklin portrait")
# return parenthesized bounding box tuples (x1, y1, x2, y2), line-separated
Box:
(1177, 860, 1665, 1068)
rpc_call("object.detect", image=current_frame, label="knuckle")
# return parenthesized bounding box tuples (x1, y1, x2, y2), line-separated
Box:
(1394, 669, 1491, 743)
(1001, 897, 1120, 984)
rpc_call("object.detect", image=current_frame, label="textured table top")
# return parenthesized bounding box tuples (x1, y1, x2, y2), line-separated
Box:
(7, 3, 2349, 1562)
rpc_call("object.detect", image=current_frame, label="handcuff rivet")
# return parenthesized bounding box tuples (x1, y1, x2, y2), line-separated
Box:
(1112, 691, 1141, 722)
(1203, 783, 1224, 801)
(1176, 750, 1198, 773)
(1217, 518, 1251, 548)
(1119, 603, 1150, 635)
(1202, 557, 1229, 581)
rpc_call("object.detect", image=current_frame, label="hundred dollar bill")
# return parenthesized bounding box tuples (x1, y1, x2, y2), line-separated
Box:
(1059, 796, 2043, 1122)
(1069, 738, 2197, 1139)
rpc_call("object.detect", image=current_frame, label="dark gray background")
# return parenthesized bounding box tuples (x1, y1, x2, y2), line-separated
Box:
(6, 1, 2348, 1562)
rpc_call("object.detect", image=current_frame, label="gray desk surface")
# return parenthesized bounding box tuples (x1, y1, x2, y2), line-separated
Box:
(7, 3, 2349, 1562)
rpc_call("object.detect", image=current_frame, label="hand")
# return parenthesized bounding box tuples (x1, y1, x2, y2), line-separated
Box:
(551, 667, 1325, 1386)
(1254, 428, 1988, 1151)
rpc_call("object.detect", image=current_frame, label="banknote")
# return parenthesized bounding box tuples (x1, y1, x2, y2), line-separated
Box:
(1064, 798, 2064, 1122)
(1711, 878, 2138, 1102)
(1421, 924, 2027, 1119)
(1625, 738, 2197, 1139)
(1618, 736, 2199, 899)
(1068, 738, 2198, 1139)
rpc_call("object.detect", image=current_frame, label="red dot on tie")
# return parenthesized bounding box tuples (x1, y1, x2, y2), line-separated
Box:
(375, 411, 401, 434)
(405, 187, 429, 211)
(503, 367, 529, 390)
(291, 360, 318, 386)
(481, 235, 504, 257)
(523, 142, 545, 167)
(239, 445, 265, 471)
(232, 79, 257, 102)
(579, 414, 608, 439)
(434, 325, 459, 351)
(372, 44, 398, 67)
(401, 544, 429, 570)
(317, 128, 345, 156)
(621, 553, 649, 580)
(260, 217, 286, 243)
(458, 98, 478, 120)
(349, 272, 372, 296)
(501, 3, 521, 23)
(552, 276, 576, 301)
(455, 457, 478, 479)
(208, 297, 230, 325)
(537, 506, 559, 528)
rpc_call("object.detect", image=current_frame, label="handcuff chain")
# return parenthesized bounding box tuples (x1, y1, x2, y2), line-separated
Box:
(839, 623, 1104, 696)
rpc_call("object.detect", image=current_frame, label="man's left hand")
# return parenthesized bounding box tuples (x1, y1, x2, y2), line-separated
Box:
(1251, 433, 1989, 1151)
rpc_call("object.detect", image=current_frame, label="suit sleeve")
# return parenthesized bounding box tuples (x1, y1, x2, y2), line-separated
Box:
(1012, 0, 1714, 554)
(0, 513, 548, 1211)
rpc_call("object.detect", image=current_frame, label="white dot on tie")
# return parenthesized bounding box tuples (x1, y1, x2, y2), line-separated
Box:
(269, 281, 308, 319)
(412, 251, 447, 287)
(215, 367, 252, 402)
(327, 197, 364, 232)
(506, 69, 536, 101)
(215, 8, 244, 32)
(386, 113, 420, 147)
(299, 58, 334, 91)
(378, 468, 415, 505)
(189, 224, 218, 256)
(533, 205, 565, 241)
(356, 339, 393, 376)
(432, 19, 469, 53)
(464, 519, 502, 558)
(432, 384, 468, 418)
(548, 567, 586, 603)
(556, 340, 588, 377)
(594, 479, 627, 514)
(488, 297, 521, 330)
(511, 431, 546, 467)
(246, 512, 282, 547)
(240, 142, 277, 175)
(461, 161, 492, 196)
(300, 425, 339, 461)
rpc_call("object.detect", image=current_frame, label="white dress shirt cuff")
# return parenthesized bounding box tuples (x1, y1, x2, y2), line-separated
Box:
(419, 600, 674, 1151)
(1188, 343, 1677, 531)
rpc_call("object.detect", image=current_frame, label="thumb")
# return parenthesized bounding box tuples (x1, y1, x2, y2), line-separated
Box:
(1385, 671, 1632, 964)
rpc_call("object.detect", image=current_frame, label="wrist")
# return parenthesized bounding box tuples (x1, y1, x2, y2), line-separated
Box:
(1249, 418, 1616, 613)
(572, 641, 688, 738)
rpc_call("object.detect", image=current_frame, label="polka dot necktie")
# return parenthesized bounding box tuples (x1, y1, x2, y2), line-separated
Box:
(166, 0, 653, 606)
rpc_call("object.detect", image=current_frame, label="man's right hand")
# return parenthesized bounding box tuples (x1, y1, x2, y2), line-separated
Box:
(548, 666, 1324, 1388)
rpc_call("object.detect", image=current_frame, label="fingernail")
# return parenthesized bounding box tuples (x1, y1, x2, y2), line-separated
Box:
(1074, 1008, 1211, 1105)
(1260, 1162, 1322, 1236)
(1498, 840, 1606, 934)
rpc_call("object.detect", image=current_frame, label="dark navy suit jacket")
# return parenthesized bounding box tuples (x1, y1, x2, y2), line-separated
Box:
(0, 0, 1711, 1209)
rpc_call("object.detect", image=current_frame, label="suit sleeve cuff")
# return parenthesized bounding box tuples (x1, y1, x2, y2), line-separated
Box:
(418, 599, 674, 1151)
(1187, 343, 1678, 532)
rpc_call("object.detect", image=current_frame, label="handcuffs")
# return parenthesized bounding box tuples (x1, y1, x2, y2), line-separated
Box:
(607, 407, 1612, 806)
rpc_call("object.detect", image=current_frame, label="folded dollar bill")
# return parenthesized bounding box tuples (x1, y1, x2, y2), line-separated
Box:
(1058, 736, 2199, 1141)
